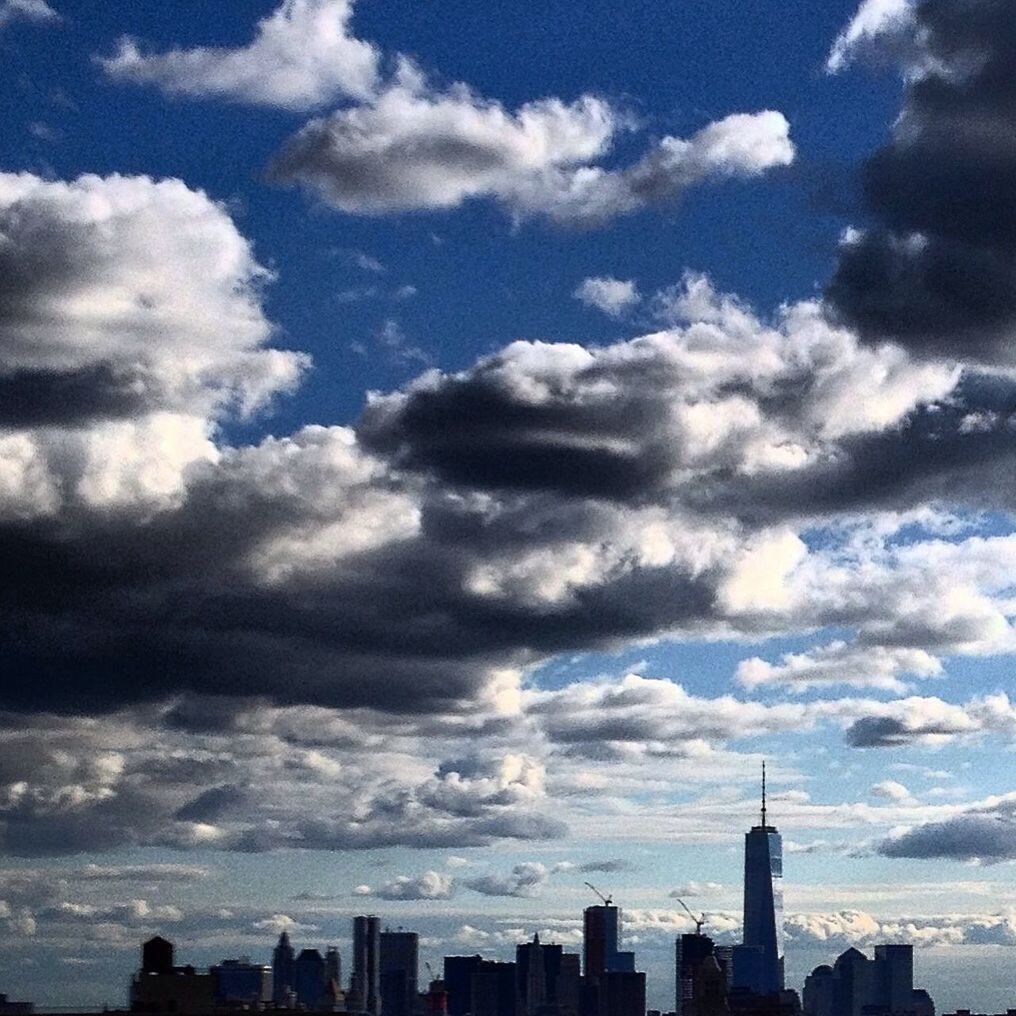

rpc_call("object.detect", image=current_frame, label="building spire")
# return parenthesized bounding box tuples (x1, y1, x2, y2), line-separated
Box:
(761, 760, 767, 827)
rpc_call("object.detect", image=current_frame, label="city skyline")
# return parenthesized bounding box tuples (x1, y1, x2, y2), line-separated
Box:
(1, 0, 1016, 1013)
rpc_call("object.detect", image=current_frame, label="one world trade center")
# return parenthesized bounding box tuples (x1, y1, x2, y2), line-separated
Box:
(742, 762, 784, 993)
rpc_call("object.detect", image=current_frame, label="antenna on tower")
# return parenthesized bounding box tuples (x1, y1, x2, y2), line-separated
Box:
(761, 760, 767, 827)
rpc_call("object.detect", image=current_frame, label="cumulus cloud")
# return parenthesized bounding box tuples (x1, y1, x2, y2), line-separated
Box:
(827, 0, 1016, 364)
(368, 870, 454, 901)
(99, 0, 379, 109)
(268, 65, 794, 225)
(573, 277, 640, 317)
(736, 641, 942, 693)
(464, 862, 549, 898)
(845, 692, 1016, 747)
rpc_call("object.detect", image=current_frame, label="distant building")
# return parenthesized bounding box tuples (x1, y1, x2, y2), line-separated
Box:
(742, 764, 784, 994)
(515, 935, 580, 1016)
(443, 956, 483, 1016)
(583, 906, 620, 982)
(803, 946, 930, 1016)
(273, 931, 296, 1006)
(352, 917, 382, 1016)
(470, 960, 516, 1016)
(132, 937, 215, 1015)
(327, 947, 342, 990)
(595, 971, 646, 1016)
(0, 995, 34, 1015)
(294, 948, 327, 1009)
(676, 934, 715, 1016)
(210, 958, 272, 1005)
(380, 931, 418, 1016)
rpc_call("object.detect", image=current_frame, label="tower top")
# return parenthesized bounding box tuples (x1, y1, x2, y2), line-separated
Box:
(761, 760, 767, 827)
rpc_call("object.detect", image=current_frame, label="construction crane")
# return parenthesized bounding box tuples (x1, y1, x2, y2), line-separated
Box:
(425, 962, 437, 981)
(674, 897, 707, 935)
(584, 881, 613, 906)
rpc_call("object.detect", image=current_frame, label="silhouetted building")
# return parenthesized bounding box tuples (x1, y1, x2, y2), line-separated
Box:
(803, 965, 834, 1016)
(444, 956, 483, 1016)
(515, 936, 579, 1016)
(380, 931, 418, 1016)
(583, 906, 620, 982)
(805, 947, 929, 1016)
(596, 971, 645, 1016)
(873, 946, 913, 1014)
(0, 995, 33, 1015)
(471, 961, 516, 1016)
(692, 955, 728, 1016)
(131, 939, 215, 1015)
(425, 978, 449, 1016)
(274, 931, 296, 1006)
(352, 917, 382, 1016)
(742, 764, 784, 994)
(142, 937, 175, 976)
(676, 935, 716, 1016)
(327, 947, 343, 990)
(211, 959, 272, 1005)
(294, 948, 327, 1009)
(728, 988, 800, 1016)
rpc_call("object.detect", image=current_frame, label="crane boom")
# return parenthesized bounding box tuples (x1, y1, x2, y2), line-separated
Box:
(674, 897, 706, 935)
(584, 881, 613, 906)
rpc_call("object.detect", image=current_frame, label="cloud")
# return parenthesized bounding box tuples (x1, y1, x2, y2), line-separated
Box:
(99, 0, 379, 109)
(268, 65, 793, 225)
(670, 882, 724, 898)
(826, 0, 1016, 364)
(573, 277, 640, 317)
(0, 0, 59, 31)
(464, 862, 549, 898)
(880, 794, 1016, 862)
(826, 0, 916, 72)
(845, 692, 1016, 747)
(369, 870, 454, 900)
(870, 780, 912, 802)
(736, 641, 942, 694)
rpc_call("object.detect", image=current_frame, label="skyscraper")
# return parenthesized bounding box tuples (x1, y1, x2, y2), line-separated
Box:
(742, 762, 784, 994)
(380, 930, 418, 1016)
(273, 931, 295, 1005)
(352, 916, 382, 1016)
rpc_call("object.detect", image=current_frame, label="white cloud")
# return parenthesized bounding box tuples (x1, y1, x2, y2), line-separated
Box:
(99, 0, 379, 109)
(871, 780, 913, 802)
(0, 0, 58, 31)
(826, 0, 916, 72)
(370, 870, 454, 900)
(464, 862, 549, 898)
(573, 277, 640, 317)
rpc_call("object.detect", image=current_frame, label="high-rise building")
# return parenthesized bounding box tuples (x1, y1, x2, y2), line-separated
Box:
(583, 905, 620, 981)
(294, 949, 327, 1009)
(326, 947, 342, 989)
(380, 930, 418, 1016)
(273, 932, 296, 1006)
(742, 763, 784, 994)
(471, 961, 517, 1016)
(676, 934, 715, 1016)
(874, 945, 913, 1014)
(353, 916, 382, 1016)
(211, 959, 272, 1005)
(444, 956, 483, 1016)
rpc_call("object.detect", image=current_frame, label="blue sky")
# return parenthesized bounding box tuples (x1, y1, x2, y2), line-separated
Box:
(1, 0, 1015, 1012)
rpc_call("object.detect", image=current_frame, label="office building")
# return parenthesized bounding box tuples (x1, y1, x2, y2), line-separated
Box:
(211, 959, 272, 1005)
(676, 935, 717, 1016)
(273, 931, 296, 1005)
(327, 946, 342, 989)
(353, 916, 382, 1016)
(471, 961, 517, 1016)
(444, 956, 484, 1016)
(596, 971, 646, 1016)
(294, 948, 327, 1009)
(380, 930, 418, 1016)
(583, 905, 620, 982)
(742, 763, 784, 994)
(874, 945, 913, 1014)
(0, 997, 33, 1016)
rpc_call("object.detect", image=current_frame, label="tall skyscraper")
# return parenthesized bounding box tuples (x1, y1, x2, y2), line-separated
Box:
(380, 930, 418, 1016)
(273, 931, 295, 1005)
(352, 916, 382, 1016)
(873, 944, 913, 1014)
(742, 762, 784, 994)
(583, 905, 620, 981)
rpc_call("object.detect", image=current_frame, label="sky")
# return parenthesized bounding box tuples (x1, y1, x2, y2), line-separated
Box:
(0, 0, 1015, 1011)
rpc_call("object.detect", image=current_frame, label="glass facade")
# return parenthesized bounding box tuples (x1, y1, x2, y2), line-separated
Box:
(742, 824, 784, 994)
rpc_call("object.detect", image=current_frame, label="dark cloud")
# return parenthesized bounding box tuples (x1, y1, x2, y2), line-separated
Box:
(827, 0, 1016, 363)
(879, 807, 1016, 862)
